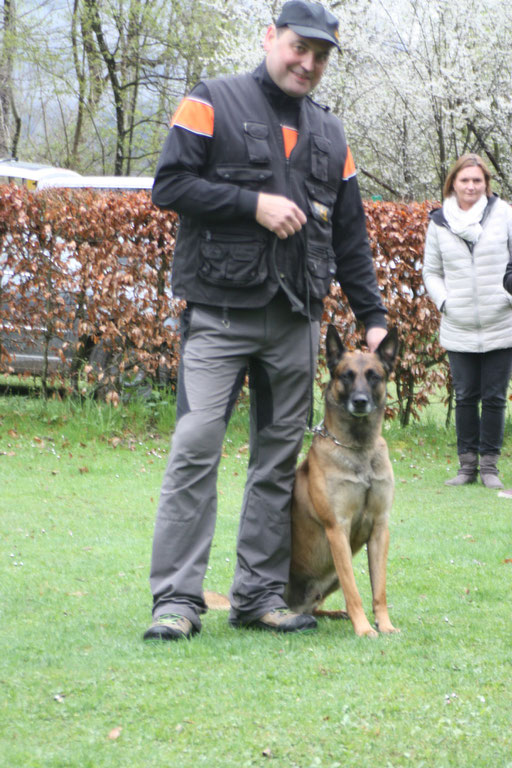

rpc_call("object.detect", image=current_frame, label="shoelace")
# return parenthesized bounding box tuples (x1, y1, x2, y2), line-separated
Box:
(155, 613, 188, 624)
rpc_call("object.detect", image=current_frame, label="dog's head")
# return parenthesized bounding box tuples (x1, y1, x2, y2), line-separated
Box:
(325, 325, 398, 418)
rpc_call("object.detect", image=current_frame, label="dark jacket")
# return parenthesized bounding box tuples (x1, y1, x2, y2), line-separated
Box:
(152, 62, 386, 327)
(504, 252, 512, 295)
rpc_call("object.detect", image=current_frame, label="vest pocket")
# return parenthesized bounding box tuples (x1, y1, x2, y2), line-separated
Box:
(243, 122, 271, 163)
(198, 231, 268, 288)
(306, 244, 336, 298)
(311, 134, 331, 182)
(304, 180, 337, 251)
(215, 165, 273, 189)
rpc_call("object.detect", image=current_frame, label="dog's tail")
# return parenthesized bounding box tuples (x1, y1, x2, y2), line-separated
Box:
(204, 590, 230, 610)
(204, 592, 350, 619)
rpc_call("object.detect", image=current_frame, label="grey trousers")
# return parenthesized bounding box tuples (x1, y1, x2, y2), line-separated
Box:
(148, 293, 319, 630)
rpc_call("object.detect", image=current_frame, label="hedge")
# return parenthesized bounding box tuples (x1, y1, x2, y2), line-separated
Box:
(0, 185, 447, 421)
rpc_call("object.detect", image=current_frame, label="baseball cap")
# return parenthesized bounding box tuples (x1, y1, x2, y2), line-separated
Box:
(275, 1, 340, 49)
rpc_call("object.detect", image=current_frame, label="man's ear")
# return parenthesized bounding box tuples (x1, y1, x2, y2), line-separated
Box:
(263, 24, 276, 53)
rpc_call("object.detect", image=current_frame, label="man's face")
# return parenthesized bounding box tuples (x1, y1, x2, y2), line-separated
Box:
(264, 26, 332, 98)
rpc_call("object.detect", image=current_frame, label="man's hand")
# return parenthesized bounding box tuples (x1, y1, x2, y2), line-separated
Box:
(256, 192, 307, 239)
(366, 326, 388, 353)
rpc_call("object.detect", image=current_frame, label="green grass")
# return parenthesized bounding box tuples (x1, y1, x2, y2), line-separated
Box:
(1, 394, 512, 767)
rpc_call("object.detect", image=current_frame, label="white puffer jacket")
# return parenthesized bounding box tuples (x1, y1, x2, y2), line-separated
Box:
(423, 195, 512, 352)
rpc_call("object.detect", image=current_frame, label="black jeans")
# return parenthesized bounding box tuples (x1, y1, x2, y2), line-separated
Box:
(448, 348, 512, 455)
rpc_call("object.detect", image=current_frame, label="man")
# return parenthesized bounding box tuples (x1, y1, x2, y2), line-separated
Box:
(144, 0, 388, 641)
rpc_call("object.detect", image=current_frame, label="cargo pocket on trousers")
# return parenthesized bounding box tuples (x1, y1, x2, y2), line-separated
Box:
(198, 232, 268, 288)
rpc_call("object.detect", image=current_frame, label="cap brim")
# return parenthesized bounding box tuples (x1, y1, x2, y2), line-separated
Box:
(286, 23, 340, 49)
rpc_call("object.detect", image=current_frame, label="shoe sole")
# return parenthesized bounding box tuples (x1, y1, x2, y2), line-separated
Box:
(143, 627, 198, 642)
(229, 620, 317, 633)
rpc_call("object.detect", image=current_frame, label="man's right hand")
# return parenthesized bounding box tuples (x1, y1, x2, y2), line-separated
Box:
(256, 193, 307, 239)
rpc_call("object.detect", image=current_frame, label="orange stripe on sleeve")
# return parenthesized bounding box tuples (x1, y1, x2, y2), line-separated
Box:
(342, 146, 357, 180)
(282, 126, 298, 159)
(170, 97, 214, 137)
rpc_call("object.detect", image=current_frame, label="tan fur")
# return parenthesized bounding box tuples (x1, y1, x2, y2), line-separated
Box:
(285, 326, 400, 637)
(204, 590, 231, 610)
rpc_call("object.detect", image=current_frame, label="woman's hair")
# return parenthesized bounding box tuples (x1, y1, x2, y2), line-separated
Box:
(443, 153, 492, 198)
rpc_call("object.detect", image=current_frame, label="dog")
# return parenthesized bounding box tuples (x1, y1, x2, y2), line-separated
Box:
(284, 324, 399, 637)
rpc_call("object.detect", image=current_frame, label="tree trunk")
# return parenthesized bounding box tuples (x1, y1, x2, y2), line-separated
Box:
(0, 0, 15, 157)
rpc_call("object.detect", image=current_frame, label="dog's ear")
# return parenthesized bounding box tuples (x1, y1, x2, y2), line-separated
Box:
(325, 324, 345, 375)
(376, 327, 399, 375)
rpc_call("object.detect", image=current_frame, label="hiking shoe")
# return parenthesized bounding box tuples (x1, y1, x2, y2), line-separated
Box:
(143, 613, 197, 641)
(231, 607, 317, 634)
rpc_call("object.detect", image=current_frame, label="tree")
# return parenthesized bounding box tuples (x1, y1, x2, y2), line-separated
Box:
(6, 0, 240, 175)
(0, 0, 20, 157)
(317, 0, 512, 201)
(2, 0, 512, 198)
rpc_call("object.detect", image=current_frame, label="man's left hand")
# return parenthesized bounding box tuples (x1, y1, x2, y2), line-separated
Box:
(366, 326, 388, 352)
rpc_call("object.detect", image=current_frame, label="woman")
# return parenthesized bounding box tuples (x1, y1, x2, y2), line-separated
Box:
(423, 154, 512, 488)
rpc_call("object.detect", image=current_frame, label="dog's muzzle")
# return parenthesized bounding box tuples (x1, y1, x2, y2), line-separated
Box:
(347, 395, 373, 417)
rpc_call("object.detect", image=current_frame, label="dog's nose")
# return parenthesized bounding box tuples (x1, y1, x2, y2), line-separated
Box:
(352, 394, 369, 409)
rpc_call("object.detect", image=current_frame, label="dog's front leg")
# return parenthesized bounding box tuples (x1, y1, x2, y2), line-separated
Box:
(367, 522, 399, 634)
(325, 525, 378, 638)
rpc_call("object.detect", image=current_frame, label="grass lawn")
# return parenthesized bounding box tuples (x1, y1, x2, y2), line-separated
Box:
(1, 393, 511, 768)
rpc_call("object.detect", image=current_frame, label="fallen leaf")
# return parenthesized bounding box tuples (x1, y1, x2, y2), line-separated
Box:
(78, 466, 89, 474)
(108, 726, 122, 740)
(262, 748, 273, 758)
(106, 391, 120, 407)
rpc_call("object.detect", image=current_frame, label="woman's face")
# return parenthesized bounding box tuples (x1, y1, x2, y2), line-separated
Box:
(452, 165, 486, 210)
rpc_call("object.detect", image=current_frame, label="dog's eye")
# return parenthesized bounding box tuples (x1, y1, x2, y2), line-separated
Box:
(340, 371, 355, 385)
(366, 369, 382, 383)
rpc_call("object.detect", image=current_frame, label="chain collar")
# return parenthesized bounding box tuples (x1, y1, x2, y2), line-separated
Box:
(311, 421, 353, 450)
(310, 421, 371, 488)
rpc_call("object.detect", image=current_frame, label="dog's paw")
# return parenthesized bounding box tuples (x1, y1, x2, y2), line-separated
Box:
(355, 623, 379, 638)
(375, 620, 400, 634)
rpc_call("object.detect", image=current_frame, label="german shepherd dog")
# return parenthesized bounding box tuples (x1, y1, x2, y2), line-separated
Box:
(285, 324, 400, 637)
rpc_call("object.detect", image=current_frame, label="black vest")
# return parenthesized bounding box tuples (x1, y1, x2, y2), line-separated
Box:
(171, 72, 349, 311)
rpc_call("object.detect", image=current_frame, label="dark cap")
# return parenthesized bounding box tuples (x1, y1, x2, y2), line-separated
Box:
(275, 1, 340, 49)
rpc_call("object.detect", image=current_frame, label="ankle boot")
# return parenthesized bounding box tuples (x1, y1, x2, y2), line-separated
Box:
(479, 454, 504, 489)
(445, 452, 478, 486)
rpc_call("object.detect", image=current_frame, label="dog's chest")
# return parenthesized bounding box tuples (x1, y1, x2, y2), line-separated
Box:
(328, 450, 375, 491)
(326, 451, 390, 542)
